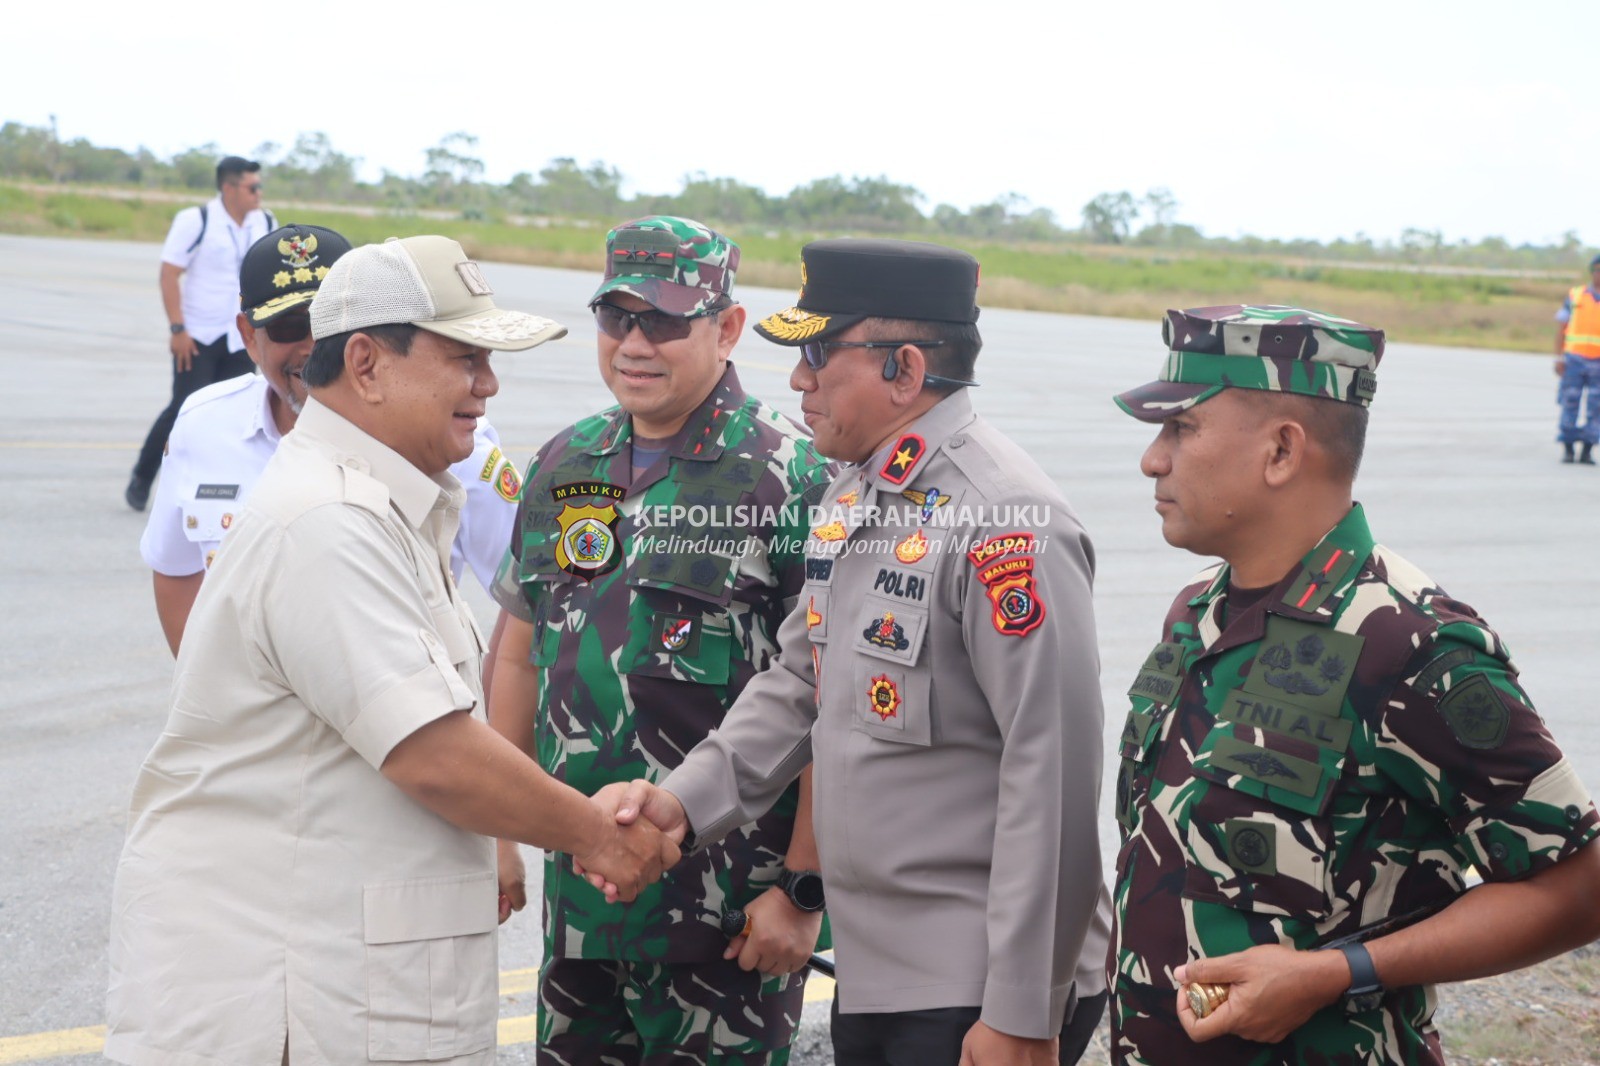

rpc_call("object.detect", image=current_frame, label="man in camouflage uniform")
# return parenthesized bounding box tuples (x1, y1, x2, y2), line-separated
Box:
(488, 216, 835, 1064)
(1109, 304, 1600, 1064)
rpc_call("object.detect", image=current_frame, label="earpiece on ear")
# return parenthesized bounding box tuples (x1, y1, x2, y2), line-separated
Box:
(882, 349, 900, 380)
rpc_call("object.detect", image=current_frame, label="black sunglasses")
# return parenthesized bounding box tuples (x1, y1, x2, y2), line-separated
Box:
(264, 313, 311, 343)
(593, 302, 722, 344)
(799, 339, 945, 370)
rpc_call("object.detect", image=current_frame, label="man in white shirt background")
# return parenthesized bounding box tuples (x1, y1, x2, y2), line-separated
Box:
(126, 154, 275, 511)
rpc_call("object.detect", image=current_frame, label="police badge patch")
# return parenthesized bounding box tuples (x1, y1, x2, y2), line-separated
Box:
(967, 533, 1046, 637)
(554, 503, 622, 581)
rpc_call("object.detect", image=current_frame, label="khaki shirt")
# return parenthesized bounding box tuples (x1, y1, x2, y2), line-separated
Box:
(107, 399, 496, 1066)
(664, 390, 1110, 1039)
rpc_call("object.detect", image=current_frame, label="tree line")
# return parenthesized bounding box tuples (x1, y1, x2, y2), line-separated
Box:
(0, 120, 1588, 270)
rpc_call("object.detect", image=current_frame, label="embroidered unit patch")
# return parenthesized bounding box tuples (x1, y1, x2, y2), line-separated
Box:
(867, 674, 901, 720)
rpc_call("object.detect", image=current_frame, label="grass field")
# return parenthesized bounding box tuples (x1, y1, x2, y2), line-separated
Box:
(0, 181, 1571, 352)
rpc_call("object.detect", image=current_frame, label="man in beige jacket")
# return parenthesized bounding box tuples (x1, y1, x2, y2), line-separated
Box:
(106, 236, 678, 1066)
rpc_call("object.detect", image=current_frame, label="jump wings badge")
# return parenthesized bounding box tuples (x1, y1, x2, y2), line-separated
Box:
(900, 486, 951, 522)
(554, 503, 622, 581)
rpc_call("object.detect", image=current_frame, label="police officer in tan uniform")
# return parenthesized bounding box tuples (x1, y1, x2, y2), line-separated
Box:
(602, 239, 1112, 1066)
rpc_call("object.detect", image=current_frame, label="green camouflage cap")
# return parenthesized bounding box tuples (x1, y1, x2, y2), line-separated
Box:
(588, 216, 739, 317)
(1114, 304, 1384, 423)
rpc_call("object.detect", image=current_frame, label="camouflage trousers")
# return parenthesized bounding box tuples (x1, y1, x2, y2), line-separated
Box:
(537, 955, 807, 1066)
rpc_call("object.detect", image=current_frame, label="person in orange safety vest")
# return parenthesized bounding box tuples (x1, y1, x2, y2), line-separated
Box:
(1553, 254, 1600, 464)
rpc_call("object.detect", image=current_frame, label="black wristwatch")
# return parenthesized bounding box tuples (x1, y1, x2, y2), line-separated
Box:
(1332, 942, 1384, 1013)
(775, 868, 825, 912)
(169, 322, 186, 335)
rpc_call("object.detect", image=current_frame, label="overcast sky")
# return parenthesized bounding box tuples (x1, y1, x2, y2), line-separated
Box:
(6, 1, 1587, 246)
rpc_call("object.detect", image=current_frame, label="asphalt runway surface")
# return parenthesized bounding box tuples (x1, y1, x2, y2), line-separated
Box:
(3, 233, 1597, 1064)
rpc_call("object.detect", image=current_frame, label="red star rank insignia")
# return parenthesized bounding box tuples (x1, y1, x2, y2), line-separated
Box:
(878, 433, 925, 485)
(867, 674, 901, 720)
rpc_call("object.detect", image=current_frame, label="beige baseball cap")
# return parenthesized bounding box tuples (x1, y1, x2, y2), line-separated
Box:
(310, 235, 567, 350)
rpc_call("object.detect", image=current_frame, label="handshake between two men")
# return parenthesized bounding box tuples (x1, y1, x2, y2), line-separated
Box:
(498, 779, 688, 921)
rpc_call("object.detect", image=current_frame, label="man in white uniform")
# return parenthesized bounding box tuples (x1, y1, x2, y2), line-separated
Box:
(106, 235, 681, 1066)
(128, 155, 276, 510)
(139, 223, 524, 655)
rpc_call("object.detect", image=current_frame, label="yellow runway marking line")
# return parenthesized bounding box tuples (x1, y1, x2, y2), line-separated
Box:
(499, 966, 539, 996)
(0, 1025, 106, 1065)
(498, 1014, 540, 1046)
(803, 970, 837, 1003)
(0, 966, 833, 1061)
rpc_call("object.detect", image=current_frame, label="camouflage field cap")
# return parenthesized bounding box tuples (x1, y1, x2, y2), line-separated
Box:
(588, 216, 739, 317)
(755, 238, 980, 346)
(1114, 305, 1384, 423)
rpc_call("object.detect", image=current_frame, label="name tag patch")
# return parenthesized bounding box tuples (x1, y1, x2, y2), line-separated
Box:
(195, 484, 239, 500)
(872, 567, 927, 602)
(1219, 689, 1353, 752)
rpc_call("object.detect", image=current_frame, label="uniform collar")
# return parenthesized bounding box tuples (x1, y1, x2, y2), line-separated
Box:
(858, 389, 977, 495)
(1188, 503, 1376, 626)
(208, 193, 257, 231)
(244, 374, 284, 446)
(587, 362, 749, 463)
(294, 397, 459, 529)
